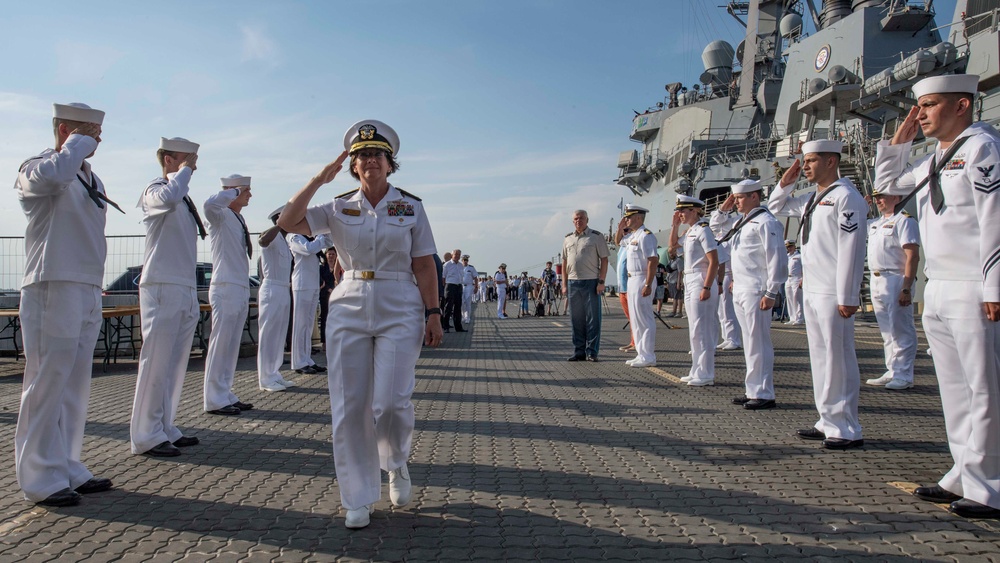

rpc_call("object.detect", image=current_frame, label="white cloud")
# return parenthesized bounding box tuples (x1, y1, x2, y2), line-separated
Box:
(240, 24, 280, 68)
(53, 41, 124, 85)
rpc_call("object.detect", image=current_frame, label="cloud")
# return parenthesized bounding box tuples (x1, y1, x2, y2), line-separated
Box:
(240, 24, 280, 68)
(53, 41, 124, 85)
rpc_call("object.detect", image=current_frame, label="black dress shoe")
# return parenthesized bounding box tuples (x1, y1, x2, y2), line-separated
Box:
(208, 405, 241, 416)
(914, 485, 962, 503)
(295, 365, 318, 375)
(796, 428, 826, 440)
(145, 441, 182, 457)
(172, 436, 200, 448)
(455, 329, 468, 332)
(732, 395, 750, 405)
(312, 365, 326, 373)
(233, 401, 254, 411)
(587, 356, 599, 362)
(37, 488, 81, 507)
(949, 498, 1000, 518)
(823, 438, 864, 450)
(567, 355, 585, 362)
(75, 477, 113, 494)
(743, 399, 776, 410)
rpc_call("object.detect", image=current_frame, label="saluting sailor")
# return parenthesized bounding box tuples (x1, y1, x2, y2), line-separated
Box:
(711, 179, 788, 409)
(257, 206, 296, 392)
(203, 174, 255, 416)
(287, 231, 332, 374)
(460, 255, 478, 324)
(130, 137, 205, 458)
(14, 102, 117, 506)
(864, 190, 919, 391)
(277, 120, 442, 529)
(784, 240, 804, 325)
(669, 195, 719, 385)
(711, 223, 742, 351)
(768, 139, 868, 449)
(615, 204, 659, 367)
(874, 74, 1000, 518)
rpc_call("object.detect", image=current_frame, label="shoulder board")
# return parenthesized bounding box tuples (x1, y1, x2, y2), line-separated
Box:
(396, 188, 421, 201)
(335, 188, 360, 200)
(590, 229, 602, 236)
(18, 155, 44, 172)
(643, 228, 652, 234)
(565, 231, 574, 237)
(901, 211, 911, 218)
(696, 220, 709, 227)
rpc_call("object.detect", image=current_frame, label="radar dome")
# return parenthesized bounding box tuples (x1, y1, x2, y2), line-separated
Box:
(702, 40, 735, 72)
(780, 13, 803, 38)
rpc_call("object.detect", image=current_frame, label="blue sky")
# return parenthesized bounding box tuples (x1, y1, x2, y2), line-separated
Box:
(0, 0, 959, 277)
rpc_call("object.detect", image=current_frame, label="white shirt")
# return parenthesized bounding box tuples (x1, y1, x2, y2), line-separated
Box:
(787, 251, 803, 279)
(867, 212, 919, 272)
(442, 260, 463, 284)
(260, 232, 292, 286)
(710, 207, 788, 294)
(305, 184, 436, 274)
(462, 265, 477, 285)
(494, 271, 507, 285)
(137, 167, 199, 288)
(16, 134, 107, 288)
(204, 188, 251, 287)
(681, 220, 717, 275)
(625, 226, 658, 276)
(287, 233, 331, 290)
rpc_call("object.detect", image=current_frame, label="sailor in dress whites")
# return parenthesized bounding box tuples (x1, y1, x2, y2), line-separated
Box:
(288, 231, 332, 374)
(615, 204, 659, 367)
(203, 174, 255, 416)
(874, 74, 1000, 518)
(768, 139, 868, 449)
(495, 264, 509, 318)
(864, 191, 920, 391)
(278, 119, 442, 529)
(669, 195, 719, 385)
(257, 207, 296, 392)
(711, 180, 788, 409)
(461, 255, 478, 324)
(14, 102, 117, 506)
(711, 224, 743, 351)
(784, 240, 804, 325)
(130, 137, 205, 458)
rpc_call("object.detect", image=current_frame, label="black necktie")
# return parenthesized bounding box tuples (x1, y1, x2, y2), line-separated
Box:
(798, 183, 840, 245)
(717, 208, 766, 244)
(183, 195, 207, 239)
(233, 210, 252, 259)
(928, 153, 946, 214)
(77, 171, 124, 214)
(893, 136, 969, 215)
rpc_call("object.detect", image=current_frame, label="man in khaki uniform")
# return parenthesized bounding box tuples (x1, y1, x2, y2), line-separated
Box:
(561, 210, 609, 361)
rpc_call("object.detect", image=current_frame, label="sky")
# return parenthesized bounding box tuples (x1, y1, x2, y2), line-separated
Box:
(0, 0, 959, 279)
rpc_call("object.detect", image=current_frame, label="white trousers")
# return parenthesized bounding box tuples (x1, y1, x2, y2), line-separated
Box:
(684, 274, 718, 382)
(462, 285, 474, 323)
(733, 289, 776, 400)
(718, 270, 742, 346)
(870, 273, 917, 383)
(130, 283, 199, 454)
(204, 283, 249, 411)
(292, 288, 320, 369)
(785, 277, 804, 323)
(804, 292, 862, 440)
(923, 280, 1000, 508)
(15, 281, 101, 501)
(627, 276, 656, 364)
(327, 278, 422, 510)
(257, 281, 291, 387)
(497, 287, 507, 317)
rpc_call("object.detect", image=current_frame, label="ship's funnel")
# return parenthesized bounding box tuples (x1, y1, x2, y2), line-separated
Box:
(819, 0, 852, 29)
(780, 13, 803, 39)
(702, 40, 735, 88)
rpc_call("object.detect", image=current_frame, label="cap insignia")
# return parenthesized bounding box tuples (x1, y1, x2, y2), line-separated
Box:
(359, 124, 376, 141)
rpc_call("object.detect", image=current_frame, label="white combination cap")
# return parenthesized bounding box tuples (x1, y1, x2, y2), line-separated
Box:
(159, 137, 199, 154)
(221, 174, 251, 187)
(624, 203, 650, 216)
(268, 205, 285, 221)
(801, 139, 843, 155)
(911, 74, 979, 99)
(784, 239, 796, 246)
(674, 195, 704, 209)
(344, 119, 399, 156)
(731, 179, 762, 194)
(53, 102, 105, 125)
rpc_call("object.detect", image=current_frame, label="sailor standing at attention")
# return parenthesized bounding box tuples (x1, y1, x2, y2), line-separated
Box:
(711, 223, 742, 351)
(864, 190, 920, 391)
(495, 264, 509, 318)
(203, 174, 255, 416)
(278, 120, 441, 529)
(287, 231, 332, 374)
(14, 102, 117, 506)
(460, 255, 478, 325)
(615, 204, 659, 368)
(874, 74, 1000, 518)
(257, 207, 296, 392)
(784, 240, 804, 325)
(711, 179, 788, 409)
(130, 137, 205, 458)
(669, 195, 718, 385)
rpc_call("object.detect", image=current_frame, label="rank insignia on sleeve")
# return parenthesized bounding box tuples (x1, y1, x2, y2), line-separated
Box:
(342, 208, 361, 216)
(975, 164, 1000, 194)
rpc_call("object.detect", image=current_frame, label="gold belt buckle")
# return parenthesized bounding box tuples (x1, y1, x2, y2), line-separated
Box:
(361, 271, 375, 280)
(873, 271, 881, 277)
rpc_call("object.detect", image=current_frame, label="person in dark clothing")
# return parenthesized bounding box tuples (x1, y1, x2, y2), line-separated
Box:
(318, 247, 339, 351)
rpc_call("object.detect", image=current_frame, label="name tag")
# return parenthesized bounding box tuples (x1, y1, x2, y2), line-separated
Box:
(342, 208, 361, 216)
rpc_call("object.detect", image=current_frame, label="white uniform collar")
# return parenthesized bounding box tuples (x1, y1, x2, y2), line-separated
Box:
(350, 183, 402, 210)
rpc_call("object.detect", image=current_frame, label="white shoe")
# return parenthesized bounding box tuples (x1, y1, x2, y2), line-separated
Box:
(686, 350, 692, 355)
(885, 379, 913, 390)
(345, 505, 373, 529)
(687, 379, 715, 386)
(259, 382, 286, 392)
(865, 374, 893, 386)
(630, 361, 656, 368)
(277, 378, 297, 388)
(720, 343, 742, 351)
(626, 357, 640, 366)
(389, 464, 412, 507)
(680, 375, 694, 382)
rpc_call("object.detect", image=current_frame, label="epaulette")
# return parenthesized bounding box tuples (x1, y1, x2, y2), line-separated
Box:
(335, 188, 360, 200)
(901, 211, 911, 218)
(643, 228, 652, 234)
(590, 229, 602, 236)
(565, 231, 574, 237)
(696, 220, 709, 227)
(397, 188, 422, 201)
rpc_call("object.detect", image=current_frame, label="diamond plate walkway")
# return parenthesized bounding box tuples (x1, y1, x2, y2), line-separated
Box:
(1, 298, 999, 561)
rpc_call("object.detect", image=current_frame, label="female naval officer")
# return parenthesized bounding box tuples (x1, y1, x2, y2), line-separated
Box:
(278, 120, 441, 529)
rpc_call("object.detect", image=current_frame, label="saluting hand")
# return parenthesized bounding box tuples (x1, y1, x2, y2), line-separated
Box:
(70, 123, 101, 140)
(781, 160, 802, 187)
(315, 150, 350, 185)
(892, 107, 921, 146)
(181, 153, 198, 172)
(718, 194, 736, 213)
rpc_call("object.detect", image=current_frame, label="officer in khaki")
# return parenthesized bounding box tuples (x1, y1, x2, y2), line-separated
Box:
(561, 209, 609, 361)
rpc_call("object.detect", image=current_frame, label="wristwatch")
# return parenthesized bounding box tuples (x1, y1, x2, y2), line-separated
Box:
(598, 279, 605, 284)
(901, 289, 911, 294)
(425, 307, 442, 319)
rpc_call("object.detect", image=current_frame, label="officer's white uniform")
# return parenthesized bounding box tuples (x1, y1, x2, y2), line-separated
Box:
(14, 104, 108, 502)
(785, 245, 804, 324)
(130, 139, 203, 454)
(257, 215, 293, 390)
(875, 90, 1000, 508)
(288, 233, 331, 370)
(203, 179, 252, 412)
(461, 260, 477, 324)
(714, 239, 743, 349)
(769, 156, 868, 441)
(305, 183, 436, 511)
(681, 217, 718, 383)
(625, 219, 659, 366)
(495, 269, 508, 317)
(866, 212, 920, 385)
(711, 192, 788, 402)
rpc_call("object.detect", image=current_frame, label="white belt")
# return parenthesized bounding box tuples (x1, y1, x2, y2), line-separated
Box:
(343, 269, 415, 282)
(260, 279, 291, 288)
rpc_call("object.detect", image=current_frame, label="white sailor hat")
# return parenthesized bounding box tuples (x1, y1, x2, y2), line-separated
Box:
(344, 119, 399, 156)
(911, 74, 979, 99)
(801, 139, 843, 155)
(159, 137, 199, 154)
(221, 174, 251, 187)
(784, 239, 796, 246)
(674, 195, 704, 210)
(731, 179, 762, 193)
(53, 102, 105, 125)
(624, 203, 650, 216)
(268, 205, 285, 221)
